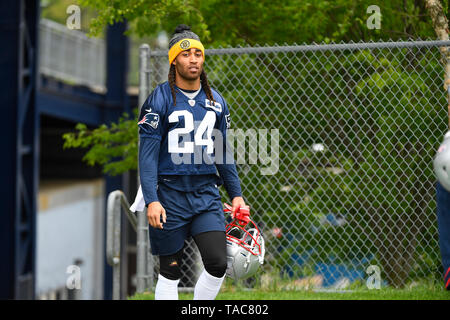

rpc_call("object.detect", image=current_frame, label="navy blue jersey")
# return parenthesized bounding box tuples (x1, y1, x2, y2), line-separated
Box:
(138, 82, 230, 175)
(138, 82, 241, 206)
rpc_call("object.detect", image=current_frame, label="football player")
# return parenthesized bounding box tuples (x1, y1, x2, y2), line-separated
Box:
(137, 24, 246, 300)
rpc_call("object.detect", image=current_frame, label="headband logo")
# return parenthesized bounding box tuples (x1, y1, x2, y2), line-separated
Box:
(180, 39, 190, 50)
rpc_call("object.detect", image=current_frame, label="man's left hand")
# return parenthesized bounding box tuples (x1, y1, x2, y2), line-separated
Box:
(231, 196, 247, 219)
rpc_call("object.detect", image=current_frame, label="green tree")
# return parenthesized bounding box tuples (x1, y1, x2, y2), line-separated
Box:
(78, 0, 209, 38)
(78, 0, 440, 44)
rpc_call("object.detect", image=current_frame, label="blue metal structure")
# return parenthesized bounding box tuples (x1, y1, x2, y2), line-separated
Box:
(0, 0, 39, 300)
(0, 0, 132, 299)
(103, 22, 130, 300)
(38, 77, 105, 126)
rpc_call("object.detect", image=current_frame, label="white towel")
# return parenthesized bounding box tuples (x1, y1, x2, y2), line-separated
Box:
(130, 185, 146, 212)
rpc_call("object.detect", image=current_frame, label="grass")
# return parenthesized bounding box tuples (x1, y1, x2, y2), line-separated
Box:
(129, 285, 450, 300)
(129, 271, 450, 300)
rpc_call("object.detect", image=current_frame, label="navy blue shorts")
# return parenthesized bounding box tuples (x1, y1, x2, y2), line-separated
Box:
(148, 182, 225, 256)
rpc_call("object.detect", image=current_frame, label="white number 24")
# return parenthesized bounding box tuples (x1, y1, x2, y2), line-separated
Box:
(168, 110, 216, 154)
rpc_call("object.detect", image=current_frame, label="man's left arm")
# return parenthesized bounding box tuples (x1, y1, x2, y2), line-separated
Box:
(214, 97, 246, 215)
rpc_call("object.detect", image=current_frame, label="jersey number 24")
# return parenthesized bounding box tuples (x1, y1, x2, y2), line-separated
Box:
(168, 110, 216, 154)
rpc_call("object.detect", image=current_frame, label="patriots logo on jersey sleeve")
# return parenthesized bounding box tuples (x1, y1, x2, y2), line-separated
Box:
(138, 110, 160, 129)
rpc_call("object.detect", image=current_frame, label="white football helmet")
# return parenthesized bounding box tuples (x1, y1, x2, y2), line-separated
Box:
(225, 217, 265, 280)
(434, 131, 450, 192)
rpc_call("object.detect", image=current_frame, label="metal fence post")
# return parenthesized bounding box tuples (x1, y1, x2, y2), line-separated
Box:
(106, 191, 138, 299)
(136, 44, 151, 294)
(106, 191, 121, 300)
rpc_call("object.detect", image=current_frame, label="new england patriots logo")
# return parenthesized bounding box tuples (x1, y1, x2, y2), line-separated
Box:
(138, 109, 159, 129)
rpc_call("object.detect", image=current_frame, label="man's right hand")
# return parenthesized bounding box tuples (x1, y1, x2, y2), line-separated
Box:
(147, 201, 166, 229)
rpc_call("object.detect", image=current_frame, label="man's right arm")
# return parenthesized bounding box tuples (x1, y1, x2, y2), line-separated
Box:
(139, 136, 166, 229)
(137, 86, 166, 205)
(139, 136, 160, 206)
(137, 86, 167, 228)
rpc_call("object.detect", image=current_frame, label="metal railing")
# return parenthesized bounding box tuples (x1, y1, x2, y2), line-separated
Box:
(38, 19, 165, 90)
(106, 190, 154, 299)
(38, 18, 106, 91)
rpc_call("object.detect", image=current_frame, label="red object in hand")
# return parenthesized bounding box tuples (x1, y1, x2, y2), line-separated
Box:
(224, 203, 251, 226)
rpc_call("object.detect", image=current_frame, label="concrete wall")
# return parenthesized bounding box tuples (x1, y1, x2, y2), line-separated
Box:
(36, 179, 105, 300)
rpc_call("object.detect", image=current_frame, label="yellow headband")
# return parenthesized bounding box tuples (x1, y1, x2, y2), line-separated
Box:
(168, 38, 205, 65)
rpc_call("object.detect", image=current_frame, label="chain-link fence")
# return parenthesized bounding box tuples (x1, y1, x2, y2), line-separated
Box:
(147, 40, 449, 289)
